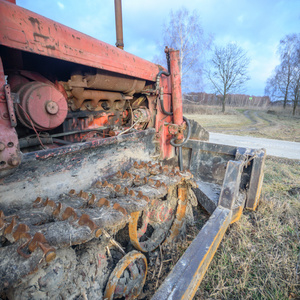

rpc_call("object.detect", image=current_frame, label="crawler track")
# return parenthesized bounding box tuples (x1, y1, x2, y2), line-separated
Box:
(0, 161, 196, 299)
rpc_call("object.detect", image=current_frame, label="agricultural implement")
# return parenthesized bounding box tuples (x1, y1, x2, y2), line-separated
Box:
(0, 0, 266, 299)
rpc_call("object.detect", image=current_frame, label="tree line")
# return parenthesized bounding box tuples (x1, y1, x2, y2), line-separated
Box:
(184, 93, 270, 108)
(157, 7, 299, 114)
(265, 34, 300, 115)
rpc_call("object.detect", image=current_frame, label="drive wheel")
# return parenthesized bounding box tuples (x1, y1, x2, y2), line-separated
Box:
(104, 251, 147, 300)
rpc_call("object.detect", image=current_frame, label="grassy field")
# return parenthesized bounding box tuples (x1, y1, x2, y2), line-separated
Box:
(185, 107, 300, 299)
(185, 106, 300, 142)
(195, 157, 300, 299)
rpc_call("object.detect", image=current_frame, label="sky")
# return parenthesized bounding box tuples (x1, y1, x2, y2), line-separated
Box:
(17, 0, 300, 96)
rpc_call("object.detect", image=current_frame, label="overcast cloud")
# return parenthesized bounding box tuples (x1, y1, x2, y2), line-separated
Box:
(17, 0, 300, 96)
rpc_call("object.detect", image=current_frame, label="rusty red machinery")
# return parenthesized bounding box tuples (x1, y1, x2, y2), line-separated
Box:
(0, 0, 266, 299)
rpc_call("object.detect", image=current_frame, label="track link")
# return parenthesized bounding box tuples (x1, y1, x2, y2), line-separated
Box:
(0, 161, 196, 299)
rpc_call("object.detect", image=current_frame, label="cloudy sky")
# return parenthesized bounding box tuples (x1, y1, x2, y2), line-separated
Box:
(17, 0, 300, 96)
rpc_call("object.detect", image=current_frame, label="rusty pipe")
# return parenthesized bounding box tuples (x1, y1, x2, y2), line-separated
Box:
(114, 0, 124, 50)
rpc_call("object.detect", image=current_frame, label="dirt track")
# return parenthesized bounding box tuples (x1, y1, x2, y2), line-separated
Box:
(209, 132, 300, 160)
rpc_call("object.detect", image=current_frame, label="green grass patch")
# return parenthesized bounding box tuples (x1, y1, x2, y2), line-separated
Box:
(195, 157, 300, 299)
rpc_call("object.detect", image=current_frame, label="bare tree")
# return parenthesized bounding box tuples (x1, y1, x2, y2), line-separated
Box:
(207, 43, 250, 112)
(154, 7, 213, 91)
(265, 34, 300, 114)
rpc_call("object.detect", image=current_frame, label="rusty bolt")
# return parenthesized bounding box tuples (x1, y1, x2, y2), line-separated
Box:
(8, 157, 19, 166)
(45, 101, 59, 115)
(0, 143, 5, 151)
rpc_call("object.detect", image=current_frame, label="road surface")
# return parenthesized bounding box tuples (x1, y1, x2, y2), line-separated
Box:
(209, 133, 300, 160)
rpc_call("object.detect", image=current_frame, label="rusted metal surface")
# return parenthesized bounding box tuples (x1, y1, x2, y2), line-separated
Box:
(3, 84, 16, 127)
(218, 160, 244, 210)
(114, 0, 124, 50)
(104, 251, 147, 299)
(169, 49, 183, 127)
(0, 129, 156, 209)
(0, 0, 160, 82)
(14, 81, 68, 130)
(0, 159, 195, 298)
(152, 206, 232, 300)
(164, 185, 187, 243)
(0, 57, 21, 174)
(245, 148, 266, 210)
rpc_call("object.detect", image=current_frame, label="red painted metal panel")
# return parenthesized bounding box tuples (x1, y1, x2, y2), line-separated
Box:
(0, 0, 160, 82)
(169, 49, 183, 126)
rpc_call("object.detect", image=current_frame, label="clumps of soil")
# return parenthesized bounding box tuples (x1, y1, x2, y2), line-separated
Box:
(288, 186, 300, 196)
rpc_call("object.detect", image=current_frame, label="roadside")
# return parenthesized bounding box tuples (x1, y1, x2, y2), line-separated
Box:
(209, 132, 300, 160)
(184, 107, 300, 299)
(185, 108, 300, 142)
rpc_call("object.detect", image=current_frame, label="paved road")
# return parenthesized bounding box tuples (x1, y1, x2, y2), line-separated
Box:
(209, 132, 300, 160)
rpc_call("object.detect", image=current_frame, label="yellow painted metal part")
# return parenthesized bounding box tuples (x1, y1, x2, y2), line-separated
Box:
(152, 207, 232, 300)
(104, 251, 147, 300)
(128, 211, 143, 252)
(164, 185, 187, 244)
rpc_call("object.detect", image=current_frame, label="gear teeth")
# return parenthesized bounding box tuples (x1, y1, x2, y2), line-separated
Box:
(96, 198, 110, 208)
(44, 198, 56, 209)
(148, 178, 155, 186)
(103, 181, 114, 188)
(33, 197, 43, 207)
(169, 172, 175, 177)
(28, 232, 47, 252)
(133, 161, 139, 168)
(116, 170, 122, 178)
(155, 180, 161, 188)
(53, 203, 62, 216)
(129, 190, 135, 197)
(113, 203, 127, 215)
(124, 187, 129, 195)
(78, 190, 89, 200)
(114, 184, 122, 192)
(95, 181, 102, 188)
(88, 194, 96, 206)
(162, 182, 167, 189)
(142, 195, 150, 202)
(123, 171, 130, 178)
(61, 207, 78, 221)
(69, 189, 76, 195)
(4, 217, 17, 234)
(12, 224, 30, 241)
(28, 232, 56, 263)
(137, 191, 143, 198)
(78, 214, 97, 231)
(175, 171, 181, 176)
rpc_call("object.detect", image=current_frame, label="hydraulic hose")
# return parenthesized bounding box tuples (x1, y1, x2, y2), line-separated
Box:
(156, 70, 173, 116)
(170, 116, 191, 147)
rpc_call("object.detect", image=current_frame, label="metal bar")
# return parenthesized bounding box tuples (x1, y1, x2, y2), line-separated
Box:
(169, 49, 183, 126)
(152, 206, 232, 300)
(218, 160, 244, 210)
(0, 1, 160, 82)
(114, 0, 124, 50)
(246, 149, 266, 210)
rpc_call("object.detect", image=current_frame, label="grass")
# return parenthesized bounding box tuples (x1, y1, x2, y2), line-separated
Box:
(185, 106, 300, 142)
(195, 157, 300, 300)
